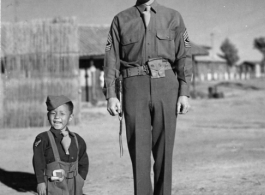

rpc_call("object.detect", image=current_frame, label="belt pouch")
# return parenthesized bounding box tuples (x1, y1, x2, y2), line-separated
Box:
(147, 59, 165, 78)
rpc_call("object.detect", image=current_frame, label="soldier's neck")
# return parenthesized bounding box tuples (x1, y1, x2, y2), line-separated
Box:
(137, 0, 154, 6)
(145, 0, 154, 6)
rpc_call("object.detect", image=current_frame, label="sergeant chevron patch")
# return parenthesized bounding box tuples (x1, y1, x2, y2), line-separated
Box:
(35, 139, 41, 147)
(105, 33, 112, 52)
(183, 29, 191, 48)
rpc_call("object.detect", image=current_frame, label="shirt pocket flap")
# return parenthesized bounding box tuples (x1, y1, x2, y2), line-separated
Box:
(157, 29, 174, 40)
(121, 34, 139, 45)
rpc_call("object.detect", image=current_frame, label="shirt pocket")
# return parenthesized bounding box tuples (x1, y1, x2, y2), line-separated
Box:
(156, 29, 175, 58)
(120, 29, 142, 60)
(121, 32, 140, 46)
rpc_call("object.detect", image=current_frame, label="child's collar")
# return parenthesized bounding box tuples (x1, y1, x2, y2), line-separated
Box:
(50, 127, 74, 137)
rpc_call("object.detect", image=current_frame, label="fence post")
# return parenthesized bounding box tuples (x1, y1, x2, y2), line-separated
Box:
(0, 75, 3, 128)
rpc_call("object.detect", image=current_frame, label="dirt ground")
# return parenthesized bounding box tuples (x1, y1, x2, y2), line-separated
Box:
(0, 78, 265, 195)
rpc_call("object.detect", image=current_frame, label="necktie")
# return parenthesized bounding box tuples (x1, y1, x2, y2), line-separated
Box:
(61, 131, 71, 155)
(142, 5, 151, 28)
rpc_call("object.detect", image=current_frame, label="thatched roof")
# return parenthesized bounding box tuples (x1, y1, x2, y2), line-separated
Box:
(0, 23, 110, 58)
(78, 25, 109, 58)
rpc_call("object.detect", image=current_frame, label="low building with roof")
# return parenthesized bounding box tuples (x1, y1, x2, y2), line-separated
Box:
(239, 61, 262, 79)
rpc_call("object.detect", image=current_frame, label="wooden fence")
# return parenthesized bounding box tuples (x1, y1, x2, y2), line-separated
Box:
(1, 18, 80, 128)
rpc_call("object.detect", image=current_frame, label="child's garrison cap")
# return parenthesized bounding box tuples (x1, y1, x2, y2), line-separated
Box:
(46, 95, 72, 112)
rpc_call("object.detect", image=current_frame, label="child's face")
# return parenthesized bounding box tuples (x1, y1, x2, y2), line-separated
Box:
(48, 104, 73, 131)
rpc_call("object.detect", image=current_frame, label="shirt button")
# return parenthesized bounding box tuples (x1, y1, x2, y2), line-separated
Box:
(148, 56, 151, 58)
(147, 43, 150, 45)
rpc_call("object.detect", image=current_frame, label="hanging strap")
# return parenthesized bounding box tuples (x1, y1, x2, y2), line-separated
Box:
(71, 133, 80, 195)
(69, 132, 79, 174)
(117, 78, 124, 157)
(72, 132, 79, 157)
(47, 130, 61, 162)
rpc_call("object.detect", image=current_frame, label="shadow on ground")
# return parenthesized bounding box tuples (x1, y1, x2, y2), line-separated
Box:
(0, 168, 36, 193)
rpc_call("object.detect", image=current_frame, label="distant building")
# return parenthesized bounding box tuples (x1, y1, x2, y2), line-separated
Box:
(195, 56, 229, 81)
(239, 61, 262, 79)
(195, 52, 243, 81)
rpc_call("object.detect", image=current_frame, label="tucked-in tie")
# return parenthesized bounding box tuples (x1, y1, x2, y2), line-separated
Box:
(61, 131, 71, 155)
(142, 5, 151, 28)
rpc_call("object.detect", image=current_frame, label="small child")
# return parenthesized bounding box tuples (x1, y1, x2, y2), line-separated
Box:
(33, 95, 89, 195)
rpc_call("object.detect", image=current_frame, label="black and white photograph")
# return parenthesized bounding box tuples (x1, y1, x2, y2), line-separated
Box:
(1, 0, 265, 194)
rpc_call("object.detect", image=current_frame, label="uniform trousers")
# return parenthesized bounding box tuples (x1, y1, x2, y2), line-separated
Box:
(123, 69, 179, 195)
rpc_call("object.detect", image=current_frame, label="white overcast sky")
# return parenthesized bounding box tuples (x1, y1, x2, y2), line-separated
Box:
(2, 0, 265, 63)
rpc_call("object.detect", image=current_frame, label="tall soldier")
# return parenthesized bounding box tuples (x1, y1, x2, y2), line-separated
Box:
(103, 0, 192, 194)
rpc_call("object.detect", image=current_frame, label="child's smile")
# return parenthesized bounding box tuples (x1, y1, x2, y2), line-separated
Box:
(48, 104, 73, 131)
(53, 120, 63, 128)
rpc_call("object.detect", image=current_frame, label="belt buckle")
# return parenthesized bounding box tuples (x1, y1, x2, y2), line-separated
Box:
(127, 68, 131, 77)
(142, 65, 149, 74)
(50, 169, 65, 182)
(53, 169, 65, 178)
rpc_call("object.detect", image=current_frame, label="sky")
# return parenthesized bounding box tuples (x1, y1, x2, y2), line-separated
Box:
(1, 0, 265, 63)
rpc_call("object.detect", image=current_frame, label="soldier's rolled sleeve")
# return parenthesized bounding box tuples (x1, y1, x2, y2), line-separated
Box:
(77, 135, 89, 180)
(103, 16, 121, 99)
(174, 14, 193, 97)
(32, 136, 46, 184)
(103, 67, 120, 99)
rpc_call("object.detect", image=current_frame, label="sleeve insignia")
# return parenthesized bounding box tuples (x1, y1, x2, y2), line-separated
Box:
(183, 29, 191, 48)
(105, 33, 113, 52)
(35, 139, 41, 147)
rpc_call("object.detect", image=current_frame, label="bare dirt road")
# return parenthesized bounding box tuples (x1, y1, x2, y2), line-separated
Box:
(0, 78, 265, 195)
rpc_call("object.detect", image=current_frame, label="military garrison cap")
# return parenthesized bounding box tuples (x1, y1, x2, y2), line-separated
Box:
(46, 95, 72, 112)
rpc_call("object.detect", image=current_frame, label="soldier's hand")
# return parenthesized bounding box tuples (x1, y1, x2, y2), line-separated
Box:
(107, 97, 121, 116)
(177, 96, 190, 114)
(37, 182, 46, 195)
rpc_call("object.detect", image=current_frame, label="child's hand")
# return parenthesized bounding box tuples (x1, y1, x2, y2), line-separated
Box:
(37, 182, 46, 195)
(51, 175, 65, 182)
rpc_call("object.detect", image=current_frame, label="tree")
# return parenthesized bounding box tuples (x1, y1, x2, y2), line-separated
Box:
(218, 38, 239, 70)
(254, 37, 265, 72)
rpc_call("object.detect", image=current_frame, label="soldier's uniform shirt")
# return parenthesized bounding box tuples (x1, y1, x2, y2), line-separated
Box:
(33, 127, 89, 184)
(104, 0, 192, 98)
